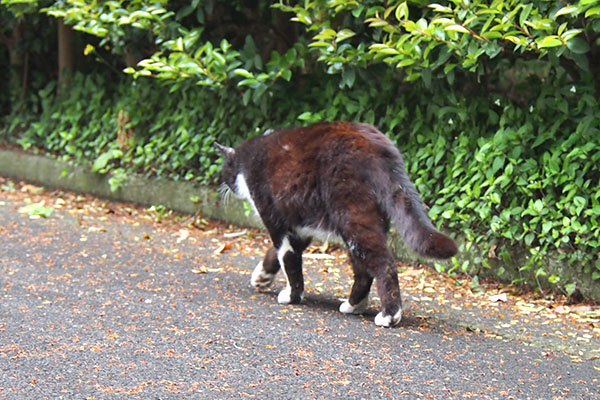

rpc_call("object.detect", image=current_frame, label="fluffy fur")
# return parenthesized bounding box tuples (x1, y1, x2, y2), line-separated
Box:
(215, 122, 457, 327)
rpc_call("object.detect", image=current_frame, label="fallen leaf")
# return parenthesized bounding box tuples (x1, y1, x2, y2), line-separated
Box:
(489, 293, 508, 303)
(223, 230, 246, 238)
(21, 184, 44, 194)
(304, 253, 335, 260)
(570, 305, 594, 314)
(176, 229, 190, 243)
(214, 243, 233, 255)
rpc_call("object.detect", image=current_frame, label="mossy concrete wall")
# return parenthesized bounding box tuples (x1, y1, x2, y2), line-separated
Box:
(1, 149, 598, 300)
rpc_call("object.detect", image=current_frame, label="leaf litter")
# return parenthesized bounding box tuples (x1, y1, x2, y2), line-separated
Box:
(1, 176, 598, 361)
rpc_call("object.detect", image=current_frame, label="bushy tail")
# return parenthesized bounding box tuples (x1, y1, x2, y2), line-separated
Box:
(387, 168, 458, 259)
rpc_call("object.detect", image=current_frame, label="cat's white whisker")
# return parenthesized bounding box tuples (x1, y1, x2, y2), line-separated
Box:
(217, 183, 233, 205)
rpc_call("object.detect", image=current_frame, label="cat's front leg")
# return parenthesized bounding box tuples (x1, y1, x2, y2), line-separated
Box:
(275, 236, 304, 305)
(251, 247, 279, 288)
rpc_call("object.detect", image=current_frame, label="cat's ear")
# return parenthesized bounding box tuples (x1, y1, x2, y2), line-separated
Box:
(213, 142, 235, 159)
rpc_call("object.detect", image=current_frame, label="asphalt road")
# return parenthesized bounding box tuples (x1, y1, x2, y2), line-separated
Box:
(0, 186, 599, 399)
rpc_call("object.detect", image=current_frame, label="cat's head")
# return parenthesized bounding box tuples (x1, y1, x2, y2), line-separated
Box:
(213, 142, 239, 192)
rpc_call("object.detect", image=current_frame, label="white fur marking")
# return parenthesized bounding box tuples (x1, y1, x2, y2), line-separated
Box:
(250, 260, 275, 288)
(235, 173, 259, 215)
(374, 308, 403, 327)
(339, 297, 369, 315)
(276, 237, 303, 303)
(295, 225, 338, 242)
(347, 240, 358, 254)
(277, 286, 293, 304)
(276, 236, 294, 269)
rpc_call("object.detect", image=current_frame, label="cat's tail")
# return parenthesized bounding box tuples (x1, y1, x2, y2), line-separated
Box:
(387, 168, 458, 259)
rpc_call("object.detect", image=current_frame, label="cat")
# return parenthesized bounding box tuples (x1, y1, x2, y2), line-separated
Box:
(214, 122, 457, 327)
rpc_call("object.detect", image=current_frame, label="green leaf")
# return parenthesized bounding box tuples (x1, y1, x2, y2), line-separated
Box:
(566, 37, 590, 54)
(519, 4, 533, 27)
(564, 282, 577, 296)
(395, 2, 409, 20)
(297, 112, 313, 121)
(533, 199, 544, 214)
(561, 28, 583, 42)
(554, 5, 578, 19)
(492, 156, 504, 173)
(292, 11, 312, 25)
(444, 24, 469, 34)
(335, 29, 356, 43)
(396, 58, 415, 68)
(19, 203, 54, 218)
(585, 6, 600, 18)
(92, 149, 122, 172)
(537, 36, 563, 48)
(233, 68, 254, 78)
(212, 51, 226, 66)
(281, 69, 292, 81)
(313, 28, 336, 41)
(429, 3, 453, 13)
(482, 31, 502, 40)
(341, 68, 356, 88)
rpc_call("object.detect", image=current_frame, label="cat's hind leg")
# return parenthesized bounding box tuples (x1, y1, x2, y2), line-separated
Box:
(373, 262, 403, 327)
(339, 244, 373, 315)
(340, 214, 402, 327)
(251, 247, 279, 288)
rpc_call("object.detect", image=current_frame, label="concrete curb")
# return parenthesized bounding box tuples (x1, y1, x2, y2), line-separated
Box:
(1, 148, 599, 301)
(0, 149, 261, 229)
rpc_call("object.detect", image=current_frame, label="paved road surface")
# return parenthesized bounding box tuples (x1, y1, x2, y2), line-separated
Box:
(0, 185, 598, 399)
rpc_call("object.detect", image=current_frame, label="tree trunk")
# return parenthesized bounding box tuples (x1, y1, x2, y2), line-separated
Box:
(7, 20, 24, 66)
(0, 20, 25, 114)
(58, 18, 74, 86)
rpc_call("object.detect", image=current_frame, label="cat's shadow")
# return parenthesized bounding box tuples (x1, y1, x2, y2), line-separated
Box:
(252, 287, 424, 329)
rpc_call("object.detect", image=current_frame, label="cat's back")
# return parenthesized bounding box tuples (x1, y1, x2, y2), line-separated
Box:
(264, 121, 399, 168)
(256, 122, 402, 206)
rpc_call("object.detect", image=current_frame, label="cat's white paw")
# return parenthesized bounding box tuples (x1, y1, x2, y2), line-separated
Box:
(277, 287, 302, 304)
(339, 297, 368, 314)
(374, 308, 402, 327)
(250, 261, 275, 288)
(277, 287, 293, 304)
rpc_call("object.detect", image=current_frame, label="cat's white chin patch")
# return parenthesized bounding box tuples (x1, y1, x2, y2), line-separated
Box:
(234, 173, 259, 215)
(339, 297, 368, 314)
(374, 308, 402, 327)
(250, 261, 275, 288)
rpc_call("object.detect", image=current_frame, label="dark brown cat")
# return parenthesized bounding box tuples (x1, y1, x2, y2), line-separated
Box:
(214, 122, 457, 327)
